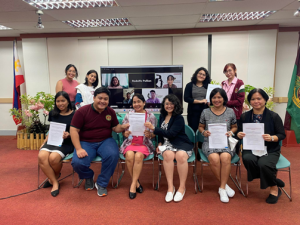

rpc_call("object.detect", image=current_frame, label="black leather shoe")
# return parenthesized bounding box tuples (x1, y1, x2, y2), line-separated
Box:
(129, 191, 136, 199)
(266, 188, 281, 204)
(136, 180, 143, 193)
(43, 180, 52, 188)
(276, 179, 285, 188)
(51, 184, 60, 197)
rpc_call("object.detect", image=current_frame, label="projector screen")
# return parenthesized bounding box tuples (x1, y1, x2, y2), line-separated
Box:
(100, 65, 183, 112)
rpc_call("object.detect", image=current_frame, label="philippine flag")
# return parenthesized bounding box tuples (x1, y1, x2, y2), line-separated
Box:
(12, 40, 25, 125)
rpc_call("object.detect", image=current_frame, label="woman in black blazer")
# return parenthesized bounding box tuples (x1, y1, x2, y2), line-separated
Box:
(184, 67, 211, 132)
(237, 89, 286, 204)
(145, 94, 194, 203)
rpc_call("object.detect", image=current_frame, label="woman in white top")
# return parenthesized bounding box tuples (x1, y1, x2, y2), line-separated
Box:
(75, 70, 98, 109)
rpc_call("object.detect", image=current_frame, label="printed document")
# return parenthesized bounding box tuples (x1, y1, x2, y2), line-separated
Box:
(243, 123, 265, 150)
(47, 122, 66, 147)
(129, 113, 145, 136)
(206, 84, 221, 102)
(208, 123, 228, 149)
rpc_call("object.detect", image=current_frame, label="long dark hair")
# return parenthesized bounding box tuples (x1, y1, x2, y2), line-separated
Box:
(110, 76, 120, 87)
(65, 64, 78, 78)
(160, 94, 183, 117)
(84, 70, 99, 88)
(52, 91, 72, 117)
(191, 67, 211, 89)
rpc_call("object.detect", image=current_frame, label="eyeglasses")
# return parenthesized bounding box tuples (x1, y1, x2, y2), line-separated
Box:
(198, 73, 206, 77)
(224, 69, 233, 74)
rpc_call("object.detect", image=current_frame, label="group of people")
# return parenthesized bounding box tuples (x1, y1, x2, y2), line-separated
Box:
(38, 63, 286, 205)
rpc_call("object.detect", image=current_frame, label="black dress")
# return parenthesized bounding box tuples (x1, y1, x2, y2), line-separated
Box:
(40, 110, 75, 158)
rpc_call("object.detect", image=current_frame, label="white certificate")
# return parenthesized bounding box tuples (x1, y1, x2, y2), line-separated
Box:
(206, 84, 221, 102)
(208, 123, 228, 149)
(243, 123, 265, 150)
(47, 122, 66, 147)
(129, 113, 145, 136)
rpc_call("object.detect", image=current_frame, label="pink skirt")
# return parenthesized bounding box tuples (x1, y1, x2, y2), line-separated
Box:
(123, 145, 150, 157)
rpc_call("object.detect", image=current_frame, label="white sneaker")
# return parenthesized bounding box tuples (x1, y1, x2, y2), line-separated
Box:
(225, 184, 235, 198)
(165, 186, 175, 203)
(219, 188, 229, 203)
(174, 189, 186, 202)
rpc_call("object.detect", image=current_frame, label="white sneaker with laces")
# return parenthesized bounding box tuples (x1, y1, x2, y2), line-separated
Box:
(225, 184, 235, 197)
(219, 188, 229, 203)
(165, 186, 175, 203)
(174, 189, 186, 202)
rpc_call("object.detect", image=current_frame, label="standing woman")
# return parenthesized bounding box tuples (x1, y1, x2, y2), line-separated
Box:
(237, 89, 286, 204)
(75, 70, 98, 109)
(56, 64, 80, 109)
(221, 63, 245, 121)
(198, 88, 237, 203)
(38, 91, 75, 197)
(184, 67, 211, 132)
(145, 94, 194, 203)
(120, 93, 157, 199)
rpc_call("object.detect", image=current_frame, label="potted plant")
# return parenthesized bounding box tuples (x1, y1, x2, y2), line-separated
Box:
(10, 92, 55, 150)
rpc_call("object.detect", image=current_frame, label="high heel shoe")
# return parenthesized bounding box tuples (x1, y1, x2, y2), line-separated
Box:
(51, 184, 60, 197)
(129, 188, 136, 199)
(136, 180, 143, 193)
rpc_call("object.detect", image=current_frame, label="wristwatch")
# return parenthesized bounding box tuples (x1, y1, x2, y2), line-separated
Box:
(271, 136, 274, 142)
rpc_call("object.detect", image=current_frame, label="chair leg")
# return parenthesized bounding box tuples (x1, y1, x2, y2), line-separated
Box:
(280, 167, 292, 201)
(201, 162, 204, 192)
(72, 170, 84, 188)
(229, 164, 245, 197)
(155, 159, 161, 191)
(38, 164, 48, 189)
(152, 157, 155, 190)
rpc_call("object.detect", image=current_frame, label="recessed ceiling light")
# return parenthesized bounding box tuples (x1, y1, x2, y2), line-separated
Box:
(63, 18, 132, 28)
(200, 11, 276, 22)
(0, 25, 12, 30)
(23, 0, 118, 10)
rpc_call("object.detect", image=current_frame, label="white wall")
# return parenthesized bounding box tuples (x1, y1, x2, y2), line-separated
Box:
(274, 32, 299, 120)
(211, 32, 249, 84)
(0, 30, 297, 134)
(173, 35, 208, 114)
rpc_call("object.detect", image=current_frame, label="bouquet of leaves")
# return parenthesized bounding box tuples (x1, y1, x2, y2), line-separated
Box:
(10, 92, 55, 134)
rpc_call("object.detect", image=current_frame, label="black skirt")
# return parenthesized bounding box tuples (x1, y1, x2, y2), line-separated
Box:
(40, 143, 74, 158)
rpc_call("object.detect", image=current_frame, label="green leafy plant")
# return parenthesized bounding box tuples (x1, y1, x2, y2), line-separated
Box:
(9, 92, 55, 134)
(210, 80, 221, 85)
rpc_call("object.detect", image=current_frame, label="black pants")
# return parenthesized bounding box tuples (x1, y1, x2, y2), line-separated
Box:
(187, 113, 201, 133)
(242, 150, 280, 189)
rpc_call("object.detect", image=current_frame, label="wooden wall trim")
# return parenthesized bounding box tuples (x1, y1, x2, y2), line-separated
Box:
(0, 98, 13, 104)
(0, 37, 22, 41)
(279, 27, 300, 32)
(273, 97, 289, 103)
(0, 24, 279, 41)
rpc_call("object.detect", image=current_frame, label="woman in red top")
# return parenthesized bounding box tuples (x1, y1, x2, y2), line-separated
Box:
(56, 64, 80, 109)
(221, 63, 245, 121)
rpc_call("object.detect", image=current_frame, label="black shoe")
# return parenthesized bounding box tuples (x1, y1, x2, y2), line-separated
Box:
(51, 184, 60, 197)
(136, 180, 143, 193)
(276, 179, 285, 188)
(85, 176, 95, 191)
(43, 180, 52, 188)
(266, 188, 282, 204)
(129, 190, 136, 199)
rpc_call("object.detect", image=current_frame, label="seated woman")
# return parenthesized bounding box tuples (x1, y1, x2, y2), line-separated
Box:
(38, 91, 75, 197)
(120, 93, 157, 199)
(145, 94, 193, 203)
(237, 88, 286, 204)
(198, 88, 237, 203)
(75, 70, 98, 109)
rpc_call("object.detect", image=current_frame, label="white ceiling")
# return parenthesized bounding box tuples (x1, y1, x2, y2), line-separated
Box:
(0, 0, 299, 37)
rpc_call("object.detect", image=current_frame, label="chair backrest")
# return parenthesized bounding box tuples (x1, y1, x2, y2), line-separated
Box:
(185, 124, 195, 144)
(112, 131, 119, 146)
(195, 130, 204, 143)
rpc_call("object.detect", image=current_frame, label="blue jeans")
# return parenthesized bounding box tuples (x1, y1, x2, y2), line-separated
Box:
(71, 138, 119, 188)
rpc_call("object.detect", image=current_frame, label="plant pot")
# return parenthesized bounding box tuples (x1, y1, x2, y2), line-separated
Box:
(17, 129, 45, 150)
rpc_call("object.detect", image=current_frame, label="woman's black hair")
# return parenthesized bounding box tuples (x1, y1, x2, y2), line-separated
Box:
(94, 87, 110, 97)
(110, 76, 120, 87)
(247, 88, 269, 105)
(52, 91, 72, 117)
(167, 75, 175, 80)
(209, 88, 228, 106)
(131, 93, 146, 109)
(160, 94, 183, 117)
(65, 64, 78, 78)
(191, 67, 211, 89)
(84, 70, 99, 88)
